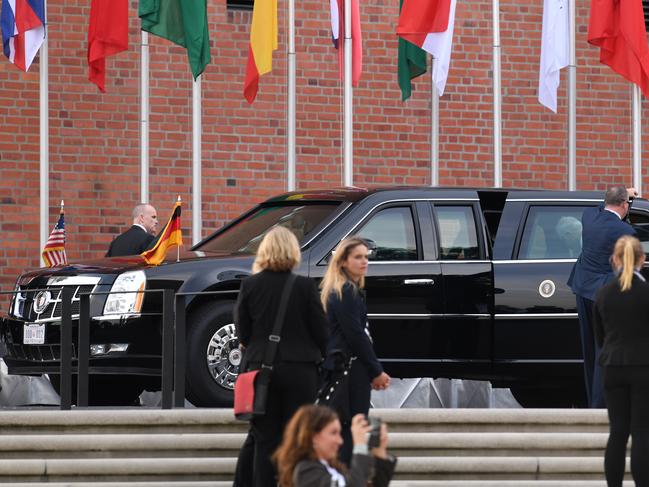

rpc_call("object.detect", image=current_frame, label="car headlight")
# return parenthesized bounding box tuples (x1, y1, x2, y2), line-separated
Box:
(11, 278, 25, 318)
(103, 271, 146, 316)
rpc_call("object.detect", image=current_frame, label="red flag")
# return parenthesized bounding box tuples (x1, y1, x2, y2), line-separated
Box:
(87, 0, 128, 93)
(588, 0, 649, 98)
(333, 0, 362, 87)
(396, 0, 451, 48)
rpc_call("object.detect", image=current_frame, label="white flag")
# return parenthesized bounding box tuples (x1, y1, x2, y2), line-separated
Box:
(420, 0, 457, 97)
(538, 0, 570, 112)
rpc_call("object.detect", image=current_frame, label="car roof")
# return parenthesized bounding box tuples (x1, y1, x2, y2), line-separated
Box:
(264, 186, 612, 203)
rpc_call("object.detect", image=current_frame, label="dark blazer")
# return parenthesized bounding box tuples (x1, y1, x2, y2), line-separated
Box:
(593, 274, 649, 366)
(106, 225, 155, 257)
(323, 281, 383, 380)
(568, 205, 635, 301)
(235, 270, 329, 365)
(293, 454, 396, 487)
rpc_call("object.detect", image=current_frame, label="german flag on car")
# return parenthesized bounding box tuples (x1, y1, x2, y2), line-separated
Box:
(141, 198, 182, 265)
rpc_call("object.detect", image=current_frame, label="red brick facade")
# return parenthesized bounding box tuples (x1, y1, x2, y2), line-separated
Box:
(0, 0, 644, 292)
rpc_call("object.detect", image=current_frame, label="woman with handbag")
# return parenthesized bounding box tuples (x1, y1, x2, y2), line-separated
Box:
(320, 236, 391, 464)
(274, 404, 396, 487)
(593, 235, 649, 487)
(234, 226, 329, 487)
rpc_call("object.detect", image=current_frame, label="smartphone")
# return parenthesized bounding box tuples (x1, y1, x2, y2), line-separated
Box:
(367, 416, 382, 448)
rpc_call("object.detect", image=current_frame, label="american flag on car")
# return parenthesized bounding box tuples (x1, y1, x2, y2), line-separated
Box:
(42, 201, 67, 267)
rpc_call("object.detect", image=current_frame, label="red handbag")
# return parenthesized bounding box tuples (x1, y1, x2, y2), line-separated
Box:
(233, 369, 261, 420)
(233, 274, 296, 421)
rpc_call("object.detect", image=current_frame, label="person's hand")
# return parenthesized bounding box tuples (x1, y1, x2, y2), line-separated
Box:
(371, 422, 389, 459)
(372, 372, 391, 390)
(350, 414, 371, 446)
(627, 187, 639, 199)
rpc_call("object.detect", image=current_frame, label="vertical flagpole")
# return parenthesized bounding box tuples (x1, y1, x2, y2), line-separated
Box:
(287, 0, 296, 191)
(431, 57, 439, 187)
(140, 31, 150, 204)
(192, 77, 202, 245)
(492, 0, 502, 187)
(568, 0, 576, 190)
(40, 30, 49, 267)
(343, 0, 353, 186)
(633, 85, 642, 196)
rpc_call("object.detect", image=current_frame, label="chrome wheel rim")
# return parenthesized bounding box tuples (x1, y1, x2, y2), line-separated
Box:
(206, 323, 240, 390)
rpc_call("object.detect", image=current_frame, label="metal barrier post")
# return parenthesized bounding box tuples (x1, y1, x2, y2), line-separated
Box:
(77, 293, 90, 407)
(174, 294, 186, 408)
(59, 287, 73, 410)
(161, 289, 174, 409)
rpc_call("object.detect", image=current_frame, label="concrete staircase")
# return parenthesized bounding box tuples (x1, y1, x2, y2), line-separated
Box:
(0, 408, 635, 486)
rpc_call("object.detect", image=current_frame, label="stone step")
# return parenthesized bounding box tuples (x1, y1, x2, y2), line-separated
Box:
(0, 434, 244, 459)
(373, 408, 609, 433)
(0, 484, 232, 487)
(0, 431, 612, 459)
(0, 408, 610, 434)
(390, 482, 634, 487)
(0, 456, 629, 482)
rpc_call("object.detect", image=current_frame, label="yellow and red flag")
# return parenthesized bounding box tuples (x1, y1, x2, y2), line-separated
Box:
(243, 0, 278, 103)
(141, 198, 182, 265)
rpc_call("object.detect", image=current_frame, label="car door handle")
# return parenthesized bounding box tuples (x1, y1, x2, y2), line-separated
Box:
(403, 279, 435, 285)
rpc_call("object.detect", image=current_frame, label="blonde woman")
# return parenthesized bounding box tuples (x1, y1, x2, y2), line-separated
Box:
(593, 235, 649, 487)
(320, 236, 391, 464)
(235, 226, 329, 487)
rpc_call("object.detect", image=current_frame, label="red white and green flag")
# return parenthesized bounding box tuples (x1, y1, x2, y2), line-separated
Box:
(396, 0, 456, 96)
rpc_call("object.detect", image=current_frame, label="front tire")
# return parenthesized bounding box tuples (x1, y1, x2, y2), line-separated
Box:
(185, 301, 240, 407)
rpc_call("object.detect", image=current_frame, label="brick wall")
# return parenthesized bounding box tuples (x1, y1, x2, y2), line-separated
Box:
(0, 0, 645, 292)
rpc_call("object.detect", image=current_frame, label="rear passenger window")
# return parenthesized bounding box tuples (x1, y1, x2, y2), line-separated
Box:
(518, 206, 588, 259)
(357, 207, 418, 261)
(629, 210, 649, 255)
(435, 206, 480, 260)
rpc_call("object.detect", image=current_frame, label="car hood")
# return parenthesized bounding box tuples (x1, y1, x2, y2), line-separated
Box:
(16, 249, 253, 284)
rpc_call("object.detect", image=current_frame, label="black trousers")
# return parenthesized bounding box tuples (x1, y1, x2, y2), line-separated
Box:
(332, 359, 372, 465)
(234, 362, 318, 487)
(576, 295, 606, 408)
(603, 365, 649, 487)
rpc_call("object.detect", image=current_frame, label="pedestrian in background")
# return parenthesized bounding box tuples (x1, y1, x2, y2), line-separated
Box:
(320, 236, 391, 464)
(594, 235, 649, 487)
(273, 404, 396, 487)
(234, 226, 329, 487)
(568, 185, 637, 408)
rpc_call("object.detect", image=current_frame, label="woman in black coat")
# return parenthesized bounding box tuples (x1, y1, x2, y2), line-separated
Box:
(593, 235, 649, 487)
(274, 404, 396, 487)
(234, 226, 330, 487)
(319, 236, 391, 464)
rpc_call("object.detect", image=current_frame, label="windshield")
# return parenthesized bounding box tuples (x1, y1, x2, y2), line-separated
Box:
(195, 203, 342, 254)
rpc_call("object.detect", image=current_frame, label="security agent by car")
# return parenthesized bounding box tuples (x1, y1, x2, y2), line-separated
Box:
(3, 186, 649, 406)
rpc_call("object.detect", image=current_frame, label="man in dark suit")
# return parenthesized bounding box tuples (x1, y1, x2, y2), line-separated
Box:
(568, 185, 637, 408)
(106, 204, 158, 257)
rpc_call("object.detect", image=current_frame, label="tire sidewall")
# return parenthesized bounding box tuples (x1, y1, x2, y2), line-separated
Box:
(185, 301, 237, 407)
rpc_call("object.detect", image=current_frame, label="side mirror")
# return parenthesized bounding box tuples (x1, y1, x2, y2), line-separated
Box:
(363, 238, 377, 258)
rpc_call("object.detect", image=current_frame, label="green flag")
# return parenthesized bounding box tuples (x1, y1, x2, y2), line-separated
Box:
(397, 0, 427, 101)
(139, 0, 211, 79)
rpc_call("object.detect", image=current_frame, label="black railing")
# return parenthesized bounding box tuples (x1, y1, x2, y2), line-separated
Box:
(1, 287, 239, 410)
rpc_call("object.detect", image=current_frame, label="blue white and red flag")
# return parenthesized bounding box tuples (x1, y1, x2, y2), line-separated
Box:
(328, 0, 362, 86)
(1, 0, 46, 72)
(42, 204, 67, 268)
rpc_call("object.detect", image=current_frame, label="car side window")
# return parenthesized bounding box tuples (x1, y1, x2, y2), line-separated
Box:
(434, 206, 480, 260)
(629, 210, 649, 255)
(357, 206, 418, 261)
(518, 206, 589, 259)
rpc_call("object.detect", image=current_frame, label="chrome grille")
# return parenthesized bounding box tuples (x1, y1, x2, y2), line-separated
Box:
(14, 276, 100, 323)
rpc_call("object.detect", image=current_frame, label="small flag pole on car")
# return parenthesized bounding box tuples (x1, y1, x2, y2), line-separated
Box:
(177, 195, 182, 263)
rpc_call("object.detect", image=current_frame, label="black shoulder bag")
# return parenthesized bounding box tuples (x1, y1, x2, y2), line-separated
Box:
(233, 273, 297, 421)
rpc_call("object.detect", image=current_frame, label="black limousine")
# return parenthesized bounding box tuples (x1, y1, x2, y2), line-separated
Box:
(3, 187, 649, 406)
